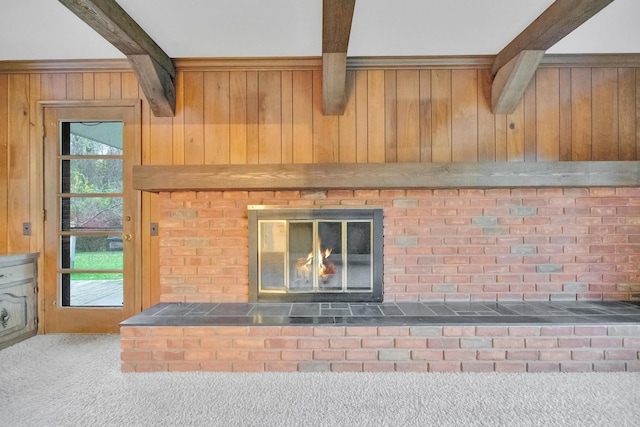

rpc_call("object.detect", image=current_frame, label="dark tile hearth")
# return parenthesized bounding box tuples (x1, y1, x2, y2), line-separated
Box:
(121, 301, 640, 327)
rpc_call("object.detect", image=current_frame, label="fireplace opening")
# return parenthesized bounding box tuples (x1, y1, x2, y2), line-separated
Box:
(248, 206, 383, 302)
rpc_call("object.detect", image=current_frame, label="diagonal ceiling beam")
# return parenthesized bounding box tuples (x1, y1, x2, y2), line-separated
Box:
(59, 0, 176, 117)
(491, 0, 614, 114)
(492, 50, 545, 114)
(322, 0, 356, 115)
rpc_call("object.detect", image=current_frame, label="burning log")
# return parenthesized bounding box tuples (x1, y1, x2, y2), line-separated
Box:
(294, 239, 337, 283)
(318, 247, 336, 282)
(294, 252, 313, 282)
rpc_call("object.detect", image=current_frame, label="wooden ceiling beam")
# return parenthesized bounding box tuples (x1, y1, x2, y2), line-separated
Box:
(322, 0, 356, 115)
(59, 0, 176, 117)
(491, 0, 614, 114)
(492, 50, 545, 114)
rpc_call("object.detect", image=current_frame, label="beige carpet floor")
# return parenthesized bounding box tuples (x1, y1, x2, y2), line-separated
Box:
(1, 334, 639, 426)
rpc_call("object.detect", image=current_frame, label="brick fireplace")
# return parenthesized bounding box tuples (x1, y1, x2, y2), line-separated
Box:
(158, 187, 640, 304)
(120, 183, 640, 373)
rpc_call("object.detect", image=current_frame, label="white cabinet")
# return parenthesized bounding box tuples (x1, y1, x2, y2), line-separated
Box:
(0, 254, 38, 349)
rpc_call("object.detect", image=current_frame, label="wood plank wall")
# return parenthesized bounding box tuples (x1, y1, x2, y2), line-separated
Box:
(0, 64, 638, 309)
(164, 68, 638, 165)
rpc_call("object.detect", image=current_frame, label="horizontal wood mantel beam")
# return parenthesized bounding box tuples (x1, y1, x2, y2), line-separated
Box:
(133, 162, 640, 192)
(59, 0, 176, 117)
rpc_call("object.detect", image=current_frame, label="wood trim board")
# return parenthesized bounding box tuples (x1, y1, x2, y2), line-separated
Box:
(2, 54, 640, 74)
(133, 161, 640, 192)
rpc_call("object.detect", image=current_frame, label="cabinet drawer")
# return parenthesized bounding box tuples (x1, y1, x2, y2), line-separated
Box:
(0, 263, 35, 285)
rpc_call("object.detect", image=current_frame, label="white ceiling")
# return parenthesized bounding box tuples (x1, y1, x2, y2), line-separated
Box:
(1, 0, 639, 62)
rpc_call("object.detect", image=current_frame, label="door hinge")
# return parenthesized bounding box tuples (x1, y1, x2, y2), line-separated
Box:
(42, 209, 47, 221)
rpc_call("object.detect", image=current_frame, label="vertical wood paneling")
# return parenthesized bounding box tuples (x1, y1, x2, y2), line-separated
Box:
(478, 69, 496, 161)
(419, 70, 432, 162)
(292, 71, 313, 164)
(355, 70, 368, 163)
(338, 70, 357, 163)
(571, 68, 592, 160)
(170, 72, 185, 165)
(506, 99, 525, 161)
(149, 114, 173, 165)
(140, 97, 153, 309)
(431, 70, 452, 162)
(592, 68, 618, 160)
(495, 113, 507, 161)
(28, 74, 41, 254)
(141, 97, 151, 173)
(523, 78, 537, 161)
(94, 72, 111, 99)
(135, 71, 157, 309)
(229, 71, 247, 165)
(110, 73, 122, 99)
(452, 69, 478, 162)
(146, 88, 172, 307)
(384, 70, 397, 162)
(7, 74, 30, 253)
(281, 71, 293, 164)
(367, 70, 385, 162)
(396, 70, 420, 163)
(258, 71, 282, 164)
(183, 72, 205, 165)
(0, 74, 8, 252)
(536, 68, 560, 161)
(82, 73, 94, 99)
(121, 72, 139, 98)
(312, 70, 339, 163)
(246, 71, 259, 164)
(66, 74, 83, 99)
(618, 68, 636, 160)
(559, 68, 572, 161)
(41, 74, 66, 100)
(204, 72, 230, 165)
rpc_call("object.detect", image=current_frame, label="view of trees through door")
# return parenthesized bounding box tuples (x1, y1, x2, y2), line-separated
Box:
(62, 122, 124, 307)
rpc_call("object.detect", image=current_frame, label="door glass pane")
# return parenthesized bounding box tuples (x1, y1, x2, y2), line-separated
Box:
(68, 122, 123, 155)
(64, 273, 124, 307)
(61, 197, 123, 231)
(59, 122, 124, 307)
(61, 235, 124, 271)
(62, 159, 123, 193)
(258, 221, 286, 292)
(317, 222, 342, 291)
(346, 222, 372, 290)
(289, 222, 314, 292)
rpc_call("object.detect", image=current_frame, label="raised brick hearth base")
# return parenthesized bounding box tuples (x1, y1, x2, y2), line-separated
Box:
(120, 302, 640, 373)
(121, 324, 640, 373)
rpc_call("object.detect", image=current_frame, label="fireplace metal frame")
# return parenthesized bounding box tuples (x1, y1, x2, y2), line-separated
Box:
(248, 206, 383, 303)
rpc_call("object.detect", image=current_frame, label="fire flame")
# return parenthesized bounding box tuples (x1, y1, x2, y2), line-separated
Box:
(318, 246, 336, 281)
(294, 238, 336, 282)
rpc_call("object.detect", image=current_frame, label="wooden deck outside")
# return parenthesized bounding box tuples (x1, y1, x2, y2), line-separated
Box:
(69, 279, 123, 307)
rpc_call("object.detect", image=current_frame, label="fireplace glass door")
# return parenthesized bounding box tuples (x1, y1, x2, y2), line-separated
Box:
(249, 207, 383, 302)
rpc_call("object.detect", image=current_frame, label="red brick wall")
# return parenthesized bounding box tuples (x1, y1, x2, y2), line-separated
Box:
(159, 188, 640, 303)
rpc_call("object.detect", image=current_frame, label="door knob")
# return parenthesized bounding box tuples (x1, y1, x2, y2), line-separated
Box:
(122, 234, 132, 241)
